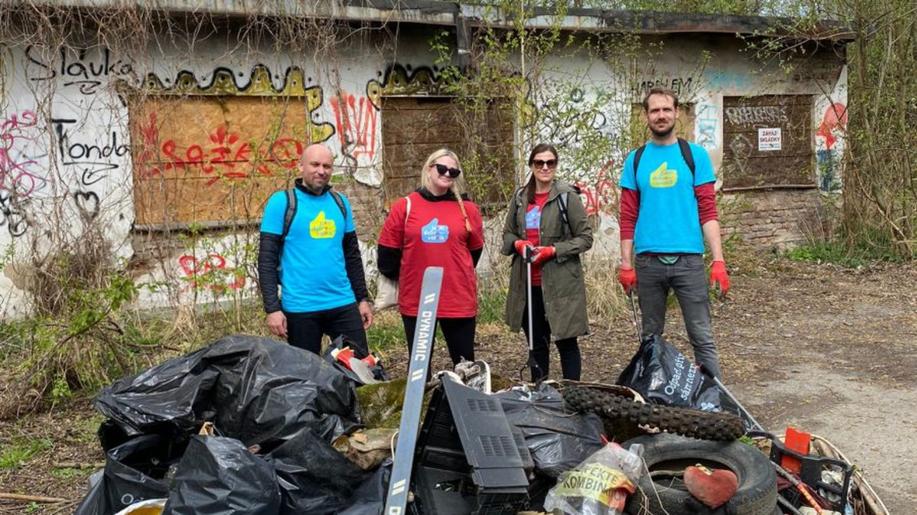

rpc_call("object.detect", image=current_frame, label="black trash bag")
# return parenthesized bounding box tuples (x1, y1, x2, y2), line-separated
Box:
(338, 459, 392, 515)
(94, 335, 361, 449)
(494, 383, 604, 478)
(617, 334, 739, 415)
(74, 434, 184, 515)
(266, 427, 369, 515)
(162, 435, 280, 515)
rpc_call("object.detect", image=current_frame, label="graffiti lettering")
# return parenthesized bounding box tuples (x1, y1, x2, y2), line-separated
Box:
(154, 123, 303, 185)
(0, 110, 47, 199)
(574, 161, 618, 216)
(724, 106, 788, 126)
(26, 45, 134, 95)
(51, 118, 128, 186)
(638, 77, 694, 96)
(0, 190, 28, 237)
(331, 93, 378, 162)
(178, 253, 246, 292)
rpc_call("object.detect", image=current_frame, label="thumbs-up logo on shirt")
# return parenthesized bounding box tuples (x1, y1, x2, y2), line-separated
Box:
(525, 205, 541, 230)
(649, 162, 678, 188)
(309, 211, 336, 239)
(421, 218, 449, 243)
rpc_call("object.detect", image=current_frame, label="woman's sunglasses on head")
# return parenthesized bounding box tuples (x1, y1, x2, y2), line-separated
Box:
(433, 163, 462, 178)
(532, 159, 557, 169)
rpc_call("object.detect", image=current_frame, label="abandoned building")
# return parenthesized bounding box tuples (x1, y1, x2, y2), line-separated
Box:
(0, 1, 851, 314)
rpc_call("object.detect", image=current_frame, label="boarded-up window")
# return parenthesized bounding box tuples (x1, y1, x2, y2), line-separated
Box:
(629, 103, 695, 147)
(381, 96, 514, 208)
(129, 68, 333, 228)
(721, 95, 814, 190)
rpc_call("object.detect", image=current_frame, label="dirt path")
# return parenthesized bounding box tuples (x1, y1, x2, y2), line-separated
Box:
(1, 259, 914, 513)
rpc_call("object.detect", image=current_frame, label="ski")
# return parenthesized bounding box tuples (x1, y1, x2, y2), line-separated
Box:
(384, 266, 444, 515)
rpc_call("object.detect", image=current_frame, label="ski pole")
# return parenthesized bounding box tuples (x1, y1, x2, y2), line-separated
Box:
(699, 363, 765, 432)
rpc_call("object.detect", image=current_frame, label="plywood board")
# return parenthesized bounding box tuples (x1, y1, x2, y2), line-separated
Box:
(130, 96, 316, 226)
(722, 95, 814, 189)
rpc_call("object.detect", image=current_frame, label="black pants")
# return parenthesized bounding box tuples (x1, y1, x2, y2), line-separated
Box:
(402, 315, 475, 365)
(523, 286, 581, 382)
(286, 302, 367, 356)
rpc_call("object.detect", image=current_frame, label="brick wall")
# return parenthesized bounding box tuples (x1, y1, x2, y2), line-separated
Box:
(721, 189, 825, 250)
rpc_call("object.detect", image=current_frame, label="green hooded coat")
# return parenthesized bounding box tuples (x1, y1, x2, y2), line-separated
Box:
(501, 181, 593, 340)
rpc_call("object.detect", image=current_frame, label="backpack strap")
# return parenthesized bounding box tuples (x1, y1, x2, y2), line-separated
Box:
(329, 190, 348, 219)
(557, 191, 575, 236)
(281, 188, 297, 241)
(631, 138, 695, 186)
(677, 137, 696, 177)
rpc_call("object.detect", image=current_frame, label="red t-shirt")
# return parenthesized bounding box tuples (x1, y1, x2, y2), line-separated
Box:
(524, 192, 549, 286)
(378, 192, 485, 317)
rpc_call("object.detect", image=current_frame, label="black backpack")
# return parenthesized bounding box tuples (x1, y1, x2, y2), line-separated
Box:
(632, 137, 696, 184)
(279, 188, 347, 241)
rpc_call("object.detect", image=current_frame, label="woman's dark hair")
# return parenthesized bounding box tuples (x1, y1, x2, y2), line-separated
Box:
(525, 143, 559, 203)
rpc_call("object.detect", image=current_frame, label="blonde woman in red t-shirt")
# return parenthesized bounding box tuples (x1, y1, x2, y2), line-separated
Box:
(502, 143, 593, 381)
(377, 149, 485, 364)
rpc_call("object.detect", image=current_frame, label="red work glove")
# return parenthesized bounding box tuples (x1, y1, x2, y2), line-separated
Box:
(514, 239, 534, 257)
(710, 260, 730, 296)
(531, 246, 556, 265)
(618, 266, 637, 294)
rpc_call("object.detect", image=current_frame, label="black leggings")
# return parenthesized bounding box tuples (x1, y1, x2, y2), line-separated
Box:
(523, 286, 581, 382)
(402, 315, 475, 365)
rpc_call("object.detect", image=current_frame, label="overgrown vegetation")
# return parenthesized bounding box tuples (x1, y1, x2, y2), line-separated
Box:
(0, 0, 912, 418)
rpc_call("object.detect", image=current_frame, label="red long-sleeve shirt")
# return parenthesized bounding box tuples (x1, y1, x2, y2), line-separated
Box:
(619, 183, 718, 240)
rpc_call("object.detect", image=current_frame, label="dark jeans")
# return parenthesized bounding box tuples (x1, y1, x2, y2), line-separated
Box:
(522, 286, 582, 382)
(402, 315, 475, 365)
(286, 302, 367, 356)
(635, 253, 722, 378)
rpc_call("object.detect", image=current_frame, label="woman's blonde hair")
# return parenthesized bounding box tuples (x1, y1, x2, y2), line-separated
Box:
(420, 148, 471, 232)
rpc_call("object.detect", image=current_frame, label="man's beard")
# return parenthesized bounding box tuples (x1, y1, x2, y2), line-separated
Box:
(650, 123, 675, 138)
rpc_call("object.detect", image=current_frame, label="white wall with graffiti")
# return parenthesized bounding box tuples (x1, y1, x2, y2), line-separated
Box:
(0, 23, 847, 316)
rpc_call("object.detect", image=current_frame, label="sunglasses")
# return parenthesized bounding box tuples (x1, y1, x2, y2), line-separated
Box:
(532, 159, 558, 169)
(433, 163, 462, 178)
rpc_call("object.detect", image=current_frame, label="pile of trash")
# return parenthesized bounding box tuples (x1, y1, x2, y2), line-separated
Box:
(74, 334, 888, 515)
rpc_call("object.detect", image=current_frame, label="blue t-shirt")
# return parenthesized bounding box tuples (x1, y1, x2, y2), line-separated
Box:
(260, 188, 356, 312)
(619, 141, 716, 254)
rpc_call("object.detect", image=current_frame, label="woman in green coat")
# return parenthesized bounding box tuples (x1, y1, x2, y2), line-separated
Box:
(502, 143, 593, 381)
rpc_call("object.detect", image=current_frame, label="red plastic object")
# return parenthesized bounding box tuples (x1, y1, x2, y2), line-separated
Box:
(782, 426, 812, 475)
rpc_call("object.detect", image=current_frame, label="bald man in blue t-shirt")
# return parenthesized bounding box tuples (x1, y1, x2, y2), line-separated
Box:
(257, 144, 373, 355)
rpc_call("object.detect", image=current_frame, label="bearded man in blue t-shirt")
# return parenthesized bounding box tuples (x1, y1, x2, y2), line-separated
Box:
(257, 143, 373, 355)
(617, 88, 730, 378)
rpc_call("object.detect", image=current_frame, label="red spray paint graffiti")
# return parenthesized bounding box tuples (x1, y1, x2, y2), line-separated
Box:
(178, 253, 246, 292)
(136, 112, 303, 183)
(574, 161, 618, 216)
(330, 93, 377, 160)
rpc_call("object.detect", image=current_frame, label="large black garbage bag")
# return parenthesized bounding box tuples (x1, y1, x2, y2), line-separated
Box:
(495, 383, 604, 478)
(338, 459, 391, 515)
(162, 435, 281, 515)
(266, 427, 368, 515)
(74, 434, 184, 515)
(94, 335, 360, 448)
(617, 334, 739, 414)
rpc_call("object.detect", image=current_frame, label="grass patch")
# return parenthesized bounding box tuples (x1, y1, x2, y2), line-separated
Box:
(0, 437, 53, 469)
(786, 240, 902, 268)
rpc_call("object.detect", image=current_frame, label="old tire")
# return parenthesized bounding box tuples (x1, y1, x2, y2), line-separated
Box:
(624, 433, 777, 515)
(562, 385, 744, 441)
